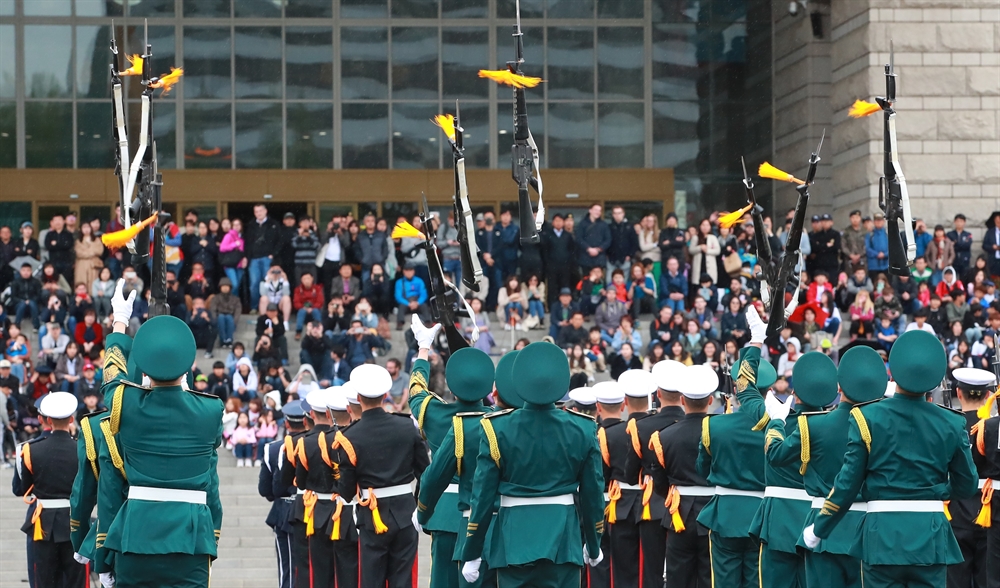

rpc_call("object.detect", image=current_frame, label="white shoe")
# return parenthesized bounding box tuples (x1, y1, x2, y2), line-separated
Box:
(254, 460, 262, 467)
(237, 459, 245, 467)
(503, 324, 512, 331)
(283, 321, 289, 330)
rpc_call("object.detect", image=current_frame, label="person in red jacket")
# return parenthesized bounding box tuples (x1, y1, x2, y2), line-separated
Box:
(74, 309, 104, 360)
(293, 272, 325, 339)
(806, 270, 834, 304)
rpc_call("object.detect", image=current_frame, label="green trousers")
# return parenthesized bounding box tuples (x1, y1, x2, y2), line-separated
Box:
(430, 532, 458, 588)
(708, 531, 758, 588)
(114, 553, 211, 588)
(805, 552, 861, 588)
(759, 544, 805, 588)
(860, 562, 946, 588)
(496, 562, 581, 588)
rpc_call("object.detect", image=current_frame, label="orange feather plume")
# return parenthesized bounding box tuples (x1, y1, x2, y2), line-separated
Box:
(121, 54, 143, 76)
(758, 162, 805, 185)
(478, 69, 543, 89)
(101, 213, 158, 250)
(849, 99, 881, 119)
(151, 67, 184, 96)
(432, 114, 456, 142)
(718, 203, 754, 229)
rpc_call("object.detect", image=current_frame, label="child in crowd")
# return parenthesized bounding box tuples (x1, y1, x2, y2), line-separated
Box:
(225, 342, 247, 376)
(222, 397, 241, 448)
(255, 410, 278, 463)
(231, 412, 257, 467)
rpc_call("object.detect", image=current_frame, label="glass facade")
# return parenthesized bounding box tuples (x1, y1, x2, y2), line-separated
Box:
(0, 0, 772, 212)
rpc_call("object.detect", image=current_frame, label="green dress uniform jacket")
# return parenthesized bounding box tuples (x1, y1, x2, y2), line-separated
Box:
(69, 408, 107, 561)
(812, 392, 979, 566)
(96, 333, 224, 572)
(460, 405, 605, 572)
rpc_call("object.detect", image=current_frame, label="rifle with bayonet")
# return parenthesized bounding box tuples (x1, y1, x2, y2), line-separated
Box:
(479, 0, 544, 244)
(849, 43, 915, 276)
(434, 103, 483, 292)
(721, 158, 778, 304)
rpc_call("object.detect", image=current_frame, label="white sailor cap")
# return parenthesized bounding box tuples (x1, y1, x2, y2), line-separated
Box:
(349, 364, 393, 398)
(953, 367, 997, 389)
(618, 369, 657, 398)
(305, 388, 330, 413)
(342, 381, 361, 405)
(593, 381, 625, 404)
(651, 360, 687, 392)
(568, 387, 597, 406)
(325, 386, 349, 412)
(682, 365, 718, 400)
(39, 392, 77, 419)
(884, 381, 897, 398)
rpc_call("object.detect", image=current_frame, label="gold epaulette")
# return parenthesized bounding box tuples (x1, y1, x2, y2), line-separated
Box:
(480, 419, 502, 467)
(483, 408, 514, 419)
(797, 414, 810, 475)
(99, 417, 126, 479)
(701, 415, 711, 455)
(455, 411, 487, 418)
(566, 409, 597, 422)
(81, 416, 99, 480)
(849, 407, 872, 453)
(186, 388, 223, 400)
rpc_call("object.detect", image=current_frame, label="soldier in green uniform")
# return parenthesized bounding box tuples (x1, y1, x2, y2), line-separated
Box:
(460, 343, 606, 588)
(803, 330, 980, 588)
(696, 306, 774, 588)
(415, 341, 498, 587)
(409, 317, 496, 588)
(758, 345, 886, 588)
(96, 280, 224, 588)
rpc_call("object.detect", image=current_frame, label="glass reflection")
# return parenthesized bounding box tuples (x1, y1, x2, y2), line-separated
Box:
(129, 0, 174, 16)
(0, 102, 14, 167)
(287, 103, 333, 169)
(184, 0, 230, 17)
(184, 27, 232, 100)
(185, 103, 232, 169)
(442, 28, 488, 100)
(497, 0, 542, 18)
(392, 103, 439, 170)
(443, 0, 486, 18)
(0, 26, 13, 99)
(496, 101, 542, 170)
(26, 102, 73, 168)
(153, 103, 177, 169)
(25, 26, 72, 99)
(340, 0, 386, 18)
(236, 27, 282, 99)
(392, 0, 436, 18)
(126, 25, 176, 100)
(77, 103, 115, 169)
(0, 0, 12, 15)
(456, 102, 489, 169)
(494, 27, 543, 101)
(235, 0, 282, 17)
(77, 26, 112, 99)
(598, 102, 643, 168)
(236, 103, 282, 169)
(286, 0, 332, 17)
(547, 102, 593, 168)
(598, 27, 644, 100)
(547, 0, 594, 18)
(24, 0, 71, 15)
(342, 103, 388, 169)
(598, 0, 642, 18)
(286, 28, 333, 100)
(341, 28, 388, 101)
(652, 24, 698, 101)
(652, 101, 697, 170)
(77, 0, 124, 16)
(392, 28, 438, 100)
(547, 27, 594, 100)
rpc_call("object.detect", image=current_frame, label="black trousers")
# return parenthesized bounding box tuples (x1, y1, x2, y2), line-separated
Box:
(308, 532, 336, 587)
(192, 324, 216, 353)
(359, 524, 418, 588)
(948, 526, 987, 588)
(334, 538, 359, 588)
(291, 522, 310, 588)
(610, 517, 640, 588)
(274, 529, 293, 588)
(639, 520, 667, 588)
(32, 540, 87, 588)
(988, 523, 1000, 588)
(546, 266, 573, 306)
(665, 527, 711, 588)
(585, 524, 613, 588)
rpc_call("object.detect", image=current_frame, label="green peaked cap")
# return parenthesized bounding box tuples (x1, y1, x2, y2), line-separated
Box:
(838, 346, 887, 404)
(792, 352, 839, 407)
(494, 350, 524, 408)
(730, 351, 777, 391)
(512, 342, 570, 405)
(889, 330, 946, 394)
(132, 315, 196, 382)
(446, 347, 496, 402)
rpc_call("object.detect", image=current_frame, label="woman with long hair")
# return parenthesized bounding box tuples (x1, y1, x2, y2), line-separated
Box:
(497, 275, 526, 330)
(636, 213, 661, 282)
(848, 289, 875, 339)
(820, 290, 843, 341)
(568, 344, 594, 388)
(668, 340, 693, 366)
(610, 341, 643, 380)
(219, 218, 247, 292)
(642, 342, 666, 371)
(688, 218, 721, 288)
(73, 222, 104, 291)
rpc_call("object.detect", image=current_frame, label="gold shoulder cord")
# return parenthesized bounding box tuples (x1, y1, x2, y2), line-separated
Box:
(99, 419, 126, 479)
(797, 415, 810, 475)
(417, 395, 434, 437)
(81, 418, 99, 480)
(480, 419, 501, 467)
(850, 407, 872, 453)
(701, 417, 711, 455)
(453, 416, 465, 476)
(109, 384, 125, 435)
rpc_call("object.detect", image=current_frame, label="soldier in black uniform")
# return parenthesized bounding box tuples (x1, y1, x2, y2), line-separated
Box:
(259, 399, 306, 588)
(335, 363, 430, 588)
(977, 383, 1000, 588)
(12, 391, 87, 587)
(648, 364, 718, 588)
(624, 361, 688, 587)
(327, 388, 360, 586)
(278, 397, 314, 588)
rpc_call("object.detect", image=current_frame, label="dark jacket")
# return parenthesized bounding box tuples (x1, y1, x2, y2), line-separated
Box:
(575, 216, 612, 269)
(355, 230, 389, 270)
(291, 232, 320, 268)
(541, 226, 577, 266)
(245, 217, 281, 259)
(658, 227, 687, 262)
(188, 235, 219, 272)
(12, 238, 40, 261)
(10, 275, 42, 305)
(608, 220, 638, 265)
(44, 229, 75, 268)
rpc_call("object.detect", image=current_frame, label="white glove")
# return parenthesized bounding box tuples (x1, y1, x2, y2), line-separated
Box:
(802, 524, 820, 549)
(462, 559, 482, 583)
(411, 509, 422, 534)
(585, 546, 604, 567)
(746, 304, 768, 344)
(111, 279, 137, 326)
(73, 552, 90, 565)
(100, 572, 116, 588)
(765, 390, 793, 422)
(411, 314, 442, 349)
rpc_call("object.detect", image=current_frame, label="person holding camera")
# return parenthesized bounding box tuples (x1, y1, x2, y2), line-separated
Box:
(363, 263, 393, 317)
(328, 319, 387, 370)
(291, 216, 321, 284)
(319, 215, 351, 290)
(292, 273, 324, 340)
(256, 303, 288, 364)
(259, 264, 292, 329)
(188, 297, 218, 359)
(330, 263, 362, 313)
(322, 297, 350, 338)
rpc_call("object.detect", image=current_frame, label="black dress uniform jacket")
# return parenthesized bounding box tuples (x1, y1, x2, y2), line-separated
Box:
(649, 413, 713, 534)
(14, 430, 77, 542)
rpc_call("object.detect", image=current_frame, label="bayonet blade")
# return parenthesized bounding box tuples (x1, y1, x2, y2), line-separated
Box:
(815, 128, 826, 156)
(144, 18, 148, 52)
(889, 40, 894, 74)
(421, 191, 430, 219)
(515, 0, 522, 33)
(740, 156, 749, 182)
(111, 20, 117, 52)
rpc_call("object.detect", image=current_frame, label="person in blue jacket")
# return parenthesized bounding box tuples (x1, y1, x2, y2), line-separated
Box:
(394, 265, 429, 330)
(865, 212, 890, 273)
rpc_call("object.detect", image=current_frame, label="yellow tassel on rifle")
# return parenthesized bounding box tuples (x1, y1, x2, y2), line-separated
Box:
(101, 212, 159, 250)
(122, 54, 143, 76)
(976, 480, 993, 528)
(432, 114, 456, 142)
(758, 162, 805, 185)
(478, 69, 543, 89)
(719, 203, 754, 229)
(391, 221, 424, 240)
(944, 500, 952, 521)
(848, 99, 881, 119)
(977, 391, 998, 420)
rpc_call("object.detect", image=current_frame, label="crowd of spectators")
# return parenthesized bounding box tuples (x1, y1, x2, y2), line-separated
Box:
(1, 203, 998, 465)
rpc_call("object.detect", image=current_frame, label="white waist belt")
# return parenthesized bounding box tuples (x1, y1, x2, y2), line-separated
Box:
(980, 478, 996, 490)
(294, 489, 335, 501)
(603, 492, 610, 502)
(128, 486, 207, 505)
(360, 484, 412, 500)
(674, 486, 716, 497)
(462, 510, 471, 518)
(618, 482, 642, 491)
(37, 498, 71, 509)
(715, 486, 764, 499)
(866, 500, 944, 513)
(765, 487, 811, 501)
(336, 496, 356, 506)
(810, 497, 867, 511)
(500, 494, 575, 508)
(444, 484, 459, 494)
